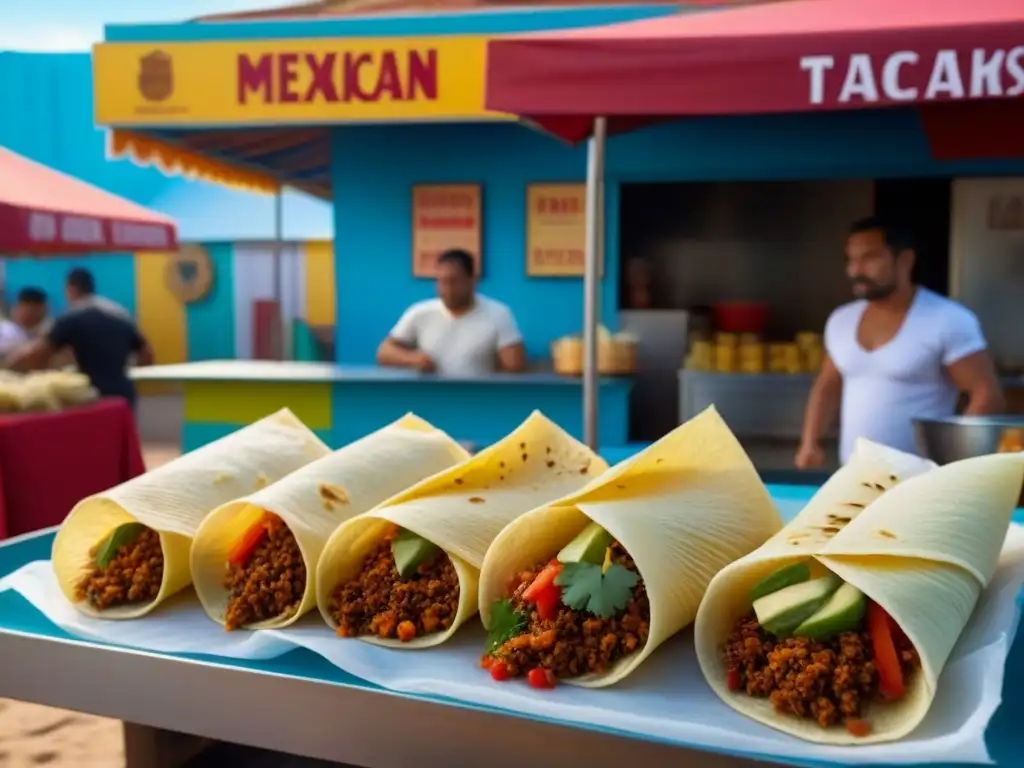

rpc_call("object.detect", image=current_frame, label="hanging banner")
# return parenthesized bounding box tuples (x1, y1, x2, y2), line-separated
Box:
(93, 36, 510, 126)
(526, 183, 596, 277)
(411, 184, 482, 278)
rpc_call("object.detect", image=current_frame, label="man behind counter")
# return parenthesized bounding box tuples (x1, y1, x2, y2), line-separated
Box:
(377, 248, 526, 376)
(10, 267, 154, 408)
(796, 217, 1003, 468)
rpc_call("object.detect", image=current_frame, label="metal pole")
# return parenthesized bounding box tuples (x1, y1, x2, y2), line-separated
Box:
(272, 189, 287, 360)
(582, 117, 607, 451)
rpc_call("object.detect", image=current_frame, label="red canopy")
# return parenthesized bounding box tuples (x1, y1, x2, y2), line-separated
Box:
(486, 0, 1024, 143)
(0, 147, 177, 255)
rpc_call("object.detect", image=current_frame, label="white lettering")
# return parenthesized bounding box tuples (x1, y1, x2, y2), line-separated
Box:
(881, 51, 919, 101)
(970, 49, 1005, 97)
(60, 216, 104, 245)
(27, 212, 56, 242)
(1007, 46, 1024, 96)
(838, 54, 879, 103)
(112, 222, 170, 249)
(800, 55, 834, 105)
(925, 50, 965, 99)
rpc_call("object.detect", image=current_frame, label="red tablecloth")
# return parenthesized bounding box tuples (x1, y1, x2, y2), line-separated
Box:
(0, 398, 144, 539)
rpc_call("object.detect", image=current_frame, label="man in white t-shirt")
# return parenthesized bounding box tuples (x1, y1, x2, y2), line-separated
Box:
(376, 249, 526, 377)
(796, 217, 1003, 467)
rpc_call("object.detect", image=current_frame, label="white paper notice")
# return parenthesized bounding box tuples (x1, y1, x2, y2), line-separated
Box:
(3, 525, 1024, 766)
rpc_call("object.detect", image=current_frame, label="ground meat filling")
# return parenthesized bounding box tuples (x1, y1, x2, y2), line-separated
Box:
(76, 528, 163, 611)
(724, 614, 920, 732)
(494, 543, 650, 679)
(329, 530, 460, 643)
(223, 514, 305, 631)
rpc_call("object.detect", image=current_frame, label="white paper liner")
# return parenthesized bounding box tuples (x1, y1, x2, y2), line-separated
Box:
(2, 523, 1023, 765)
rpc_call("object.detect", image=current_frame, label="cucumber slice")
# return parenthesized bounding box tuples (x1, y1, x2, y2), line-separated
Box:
(748, 561, 811, 603)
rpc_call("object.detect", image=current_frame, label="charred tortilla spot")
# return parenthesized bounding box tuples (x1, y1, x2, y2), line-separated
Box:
(469, 497, 485, 504)
(878, 529, 897, 539)
(318, 483, 349, 505)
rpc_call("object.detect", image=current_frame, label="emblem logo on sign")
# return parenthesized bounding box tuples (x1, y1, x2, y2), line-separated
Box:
(165, 245, 213, 304)
(138, 50, 173, 102)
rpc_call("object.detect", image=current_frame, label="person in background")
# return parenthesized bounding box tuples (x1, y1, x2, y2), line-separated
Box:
(9, 267, 154, 407)
(377, 248, 526, 376)
(796, 217, 1004, 468)
(11, 287, 52, 340)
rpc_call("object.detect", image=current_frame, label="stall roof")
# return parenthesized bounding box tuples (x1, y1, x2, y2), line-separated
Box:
(0, 146, 177, 255)
(485, 0, 1024, 143)
(96, 3, 692, 193)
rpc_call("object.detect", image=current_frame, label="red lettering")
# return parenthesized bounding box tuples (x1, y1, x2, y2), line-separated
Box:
(536, 198, 547, 214)
(304, 52, 339, 102)
(566, 249, 584, 265)
(373, 51, 403, 100)
(345, 52, 374, 101)
(407, 50, 438, 100)
(278, 53, 300, 103)
(238, 54, 273, 104)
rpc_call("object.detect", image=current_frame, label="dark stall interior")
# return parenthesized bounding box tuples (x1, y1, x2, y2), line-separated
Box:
(618, 177, 953, 460)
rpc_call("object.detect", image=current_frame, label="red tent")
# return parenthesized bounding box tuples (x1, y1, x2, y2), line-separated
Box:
(486, 0, 1024, 144)
(0, 147, 177, 255)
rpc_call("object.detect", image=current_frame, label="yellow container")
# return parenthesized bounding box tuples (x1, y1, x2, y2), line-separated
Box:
(796, 332, 822, 351)
(739, 343, 765, 374)
(783, 343, 803, 374)
(739, 333, 761, 346)
(688, 340, 713, 371)
(715, 343, 737, 373)
(767, 343, 788, 373)
(803, 345, 824, 373)
(715, 332, 739, 347)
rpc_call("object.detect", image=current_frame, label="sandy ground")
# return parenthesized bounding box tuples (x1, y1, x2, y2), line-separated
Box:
(0, 442, 183, 768)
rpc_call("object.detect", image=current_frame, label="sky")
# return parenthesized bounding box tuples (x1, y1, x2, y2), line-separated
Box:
(0, 0, 301, 51)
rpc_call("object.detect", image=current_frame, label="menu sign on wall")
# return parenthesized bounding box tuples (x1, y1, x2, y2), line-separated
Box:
(526, 183, 596, 277)
(411, 184, 482, 277)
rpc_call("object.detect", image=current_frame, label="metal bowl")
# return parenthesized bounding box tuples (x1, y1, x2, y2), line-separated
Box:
(913, 416, 1024, 465)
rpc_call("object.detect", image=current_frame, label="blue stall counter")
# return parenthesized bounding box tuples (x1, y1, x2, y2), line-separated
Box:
(131, 360, 632, 453)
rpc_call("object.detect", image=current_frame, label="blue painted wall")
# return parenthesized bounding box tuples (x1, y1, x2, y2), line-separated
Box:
(184, 243, 236, 360)
(4, 256, 137, 316)
(329, 109, 1024, 366)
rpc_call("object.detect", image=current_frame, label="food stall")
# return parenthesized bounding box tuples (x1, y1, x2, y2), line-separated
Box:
(93, 3, 702, 455)
(0, 146, 174, 537)
(486, 0, 1024, 463)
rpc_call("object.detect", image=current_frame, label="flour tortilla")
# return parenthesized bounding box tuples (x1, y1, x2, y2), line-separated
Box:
(695, 441, 1024, 744)
(316, 410, 607, 648)
(191, 414, 468, 629)
(478, 406, 782, 687)
(52, 408, 329, 619)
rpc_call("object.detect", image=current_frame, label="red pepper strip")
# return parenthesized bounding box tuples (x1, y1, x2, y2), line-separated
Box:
(867, 601, 905, 700)
(227, 518, 269, 566)
(535, 587, 560, 621)
(726, 668, 741, 691)
(522, 561, 563, 602)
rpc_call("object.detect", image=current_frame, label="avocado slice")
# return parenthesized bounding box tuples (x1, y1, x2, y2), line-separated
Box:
(753, 574, 841, 638)
(557, 522, 613, 565)
(95, 522, 147, 568)
(748, 561, 812, 603)
(392, 528, 440, 578)
(793, 582, 866, 640)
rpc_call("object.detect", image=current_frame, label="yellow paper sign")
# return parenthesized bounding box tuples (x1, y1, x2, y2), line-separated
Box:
(93, 36, 508, 126)
(526, 183, 595, 277)
(412, 184, 483, 278)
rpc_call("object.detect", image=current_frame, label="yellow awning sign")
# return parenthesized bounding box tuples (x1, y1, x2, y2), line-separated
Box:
(108, 130, 280, 194)
(94, 36, 509, 127)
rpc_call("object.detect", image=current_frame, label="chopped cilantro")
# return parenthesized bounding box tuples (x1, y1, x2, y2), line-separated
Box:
(555, 561, 639, 619)
(486, 598, 528, 655)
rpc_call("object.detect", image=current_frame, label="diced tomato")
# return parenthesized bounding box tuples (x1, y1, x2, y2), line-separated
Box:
(527, 667, 557, 689)
(866, 601, 904, 700)
(489, 659, 510, 682)
(845, 718, 872, 738)
(522, 562, 563, 602)
(726, 667, 741, 691)
(535, 588, 560, 621)
(480, 655, 494, 670)
(226, 518, 269, 566)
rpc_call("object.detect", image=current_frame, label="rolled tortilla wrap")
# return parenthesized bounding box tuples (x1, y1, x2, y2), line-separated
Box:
(316, 410, 607, 648)
(52, 408, 329, 619)
(477, 406, 782, 687)
(191, 414, 468, 630)
(695, 441, 1024, 744)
